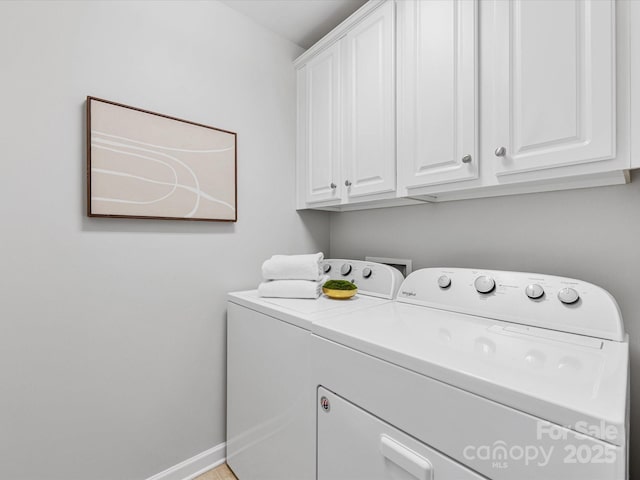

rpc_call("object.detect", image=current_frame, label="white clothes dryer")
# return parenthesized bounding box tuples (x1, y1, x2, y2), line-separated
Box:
(226, 259, 403, 480)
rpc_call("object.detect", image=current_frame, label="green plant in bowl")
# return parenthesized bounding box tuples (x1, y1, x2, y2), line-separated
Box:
(323, 280, 357, 290)
(322, 280, 358, 299)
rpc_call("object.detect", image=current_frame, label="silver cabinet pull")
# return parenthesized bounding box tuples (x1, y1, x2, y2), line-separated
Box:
(495, 146, 507, 157)
(461, 154, 472, 164)
(330, 183, 337, 189)
(345, 180, 352, 187)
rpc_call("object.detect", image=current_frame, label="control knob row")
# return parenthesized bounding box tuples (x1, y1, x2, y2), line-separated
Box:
(321, 263, 353, 275)
(322, 263, 372, 278)
(438, 275, 496, 293)
(440, 274, 580, 305)
(524, 284, 579, 304)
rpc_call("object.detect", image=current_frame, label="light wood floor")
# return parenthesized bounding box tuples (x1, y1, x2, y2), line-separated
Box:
(194, 463, 238, 480)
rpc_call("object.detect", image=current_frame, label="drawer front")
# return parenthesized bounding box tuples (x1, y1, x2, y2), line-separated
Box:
(318, 387, 484, 480)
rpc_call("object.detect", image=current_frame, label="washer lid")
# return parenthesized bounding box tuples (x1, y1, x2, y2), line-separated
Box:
(312, 302, 629, 445)
(228, 290, 389, 329)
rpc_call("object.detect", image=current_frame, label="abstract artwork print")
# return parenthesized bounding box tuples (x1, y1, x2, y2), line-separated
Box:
(87, 97, 237, 222)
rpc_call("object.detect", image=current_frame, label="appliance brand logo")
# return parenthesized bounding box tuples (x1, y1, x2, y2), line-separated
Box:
(401, 290, 417, 297)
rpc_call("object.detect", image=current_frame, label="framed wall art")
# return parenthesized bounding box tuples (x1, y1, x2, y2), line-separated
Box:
(86, 96, 237, 222)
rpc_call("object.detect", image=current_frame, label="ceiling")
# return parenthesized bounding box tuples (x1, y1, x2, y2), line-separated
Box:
(222, 0, 368, 49)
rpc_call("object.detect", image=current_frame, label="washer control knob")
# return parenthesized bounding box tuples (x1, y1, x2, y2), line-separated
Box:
(322, 263, 332, 274)
(437, 275, 451, 289)
(474, 275, 496, 294)
(525, 284, 545, 300)
(340, 263, 352, 276)
(362, 267, 372, 278)
(558, 287, 580, 305)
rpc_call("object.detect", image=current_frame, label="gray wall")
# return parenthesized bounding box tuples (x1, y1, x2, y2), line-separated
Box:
(0, 1, 328, 479)
(330, 176, 640, 476)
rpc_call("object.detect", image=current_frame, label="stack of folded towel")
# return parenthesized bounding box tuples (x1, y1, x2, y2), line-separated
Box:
(258, 252, 328, 299)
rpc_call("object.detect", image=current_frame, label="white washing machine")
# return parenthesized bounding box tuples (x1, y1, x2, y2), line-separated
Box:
(312, 268, 629, 480)
(226, 259, 403, 480)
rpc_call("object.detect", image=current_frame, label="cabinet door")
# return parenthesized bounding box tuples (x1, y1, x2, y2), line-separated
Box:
(303, 42, 342, 204)
(490, 0, 615, 177)
(342, 1, 396, 199)
(397, 0, 478, 190)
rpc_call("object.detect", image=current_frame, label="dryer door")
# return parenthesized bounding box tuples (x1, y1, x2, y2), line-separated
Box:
(317, 387, 484, 480)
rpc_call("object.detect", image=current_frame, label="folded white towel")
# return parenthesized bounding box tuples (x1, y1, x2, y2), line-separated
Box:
(258, 275, 329, 299)
(261, 252, 324, 281)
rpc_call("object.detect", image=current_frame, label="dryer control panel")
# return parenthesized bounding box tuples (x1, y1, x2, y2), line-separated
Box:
(397, 268, 624, 341)
(322, 259, 404, 300)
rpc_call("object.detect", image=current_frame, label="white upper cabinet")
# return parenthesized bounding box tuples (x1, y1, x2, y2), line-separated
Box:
(397, 0, 478, 191)
(296, 1, 397, 209)
(488, 0, 616, 177)
(300, 42, 342, 204)
(342, 1, 396, 199)
(295, 0, 629, 211)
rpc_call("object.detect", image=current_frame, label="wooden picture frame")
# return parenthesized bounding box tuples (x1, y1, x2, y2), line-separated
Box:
(86, 96, 237, 222)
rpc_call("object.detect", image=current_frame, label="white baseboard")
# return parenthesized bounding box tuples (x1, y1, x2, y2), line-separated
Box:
(145, 442, 226, 480)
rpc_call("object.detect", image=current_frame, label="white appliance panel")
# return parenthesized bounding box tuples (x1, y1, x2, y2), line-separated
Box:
(323, 258, 404, 299)
(317, 387, 484, 480)
(227, 303, 314, 480)
(313, 302, 627, 439)
(312, 336, 626, 480)
(397, 267, 624, 341)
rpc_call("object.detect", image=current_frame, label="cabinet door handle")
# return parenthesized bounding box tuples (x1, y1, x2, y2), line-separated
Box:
(330, 183, 337, 189)
(461, 154, 472, 164)
(345, 180, 352, 187)
(380, 435, 433, 480)
(495, 146, 507, 157)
